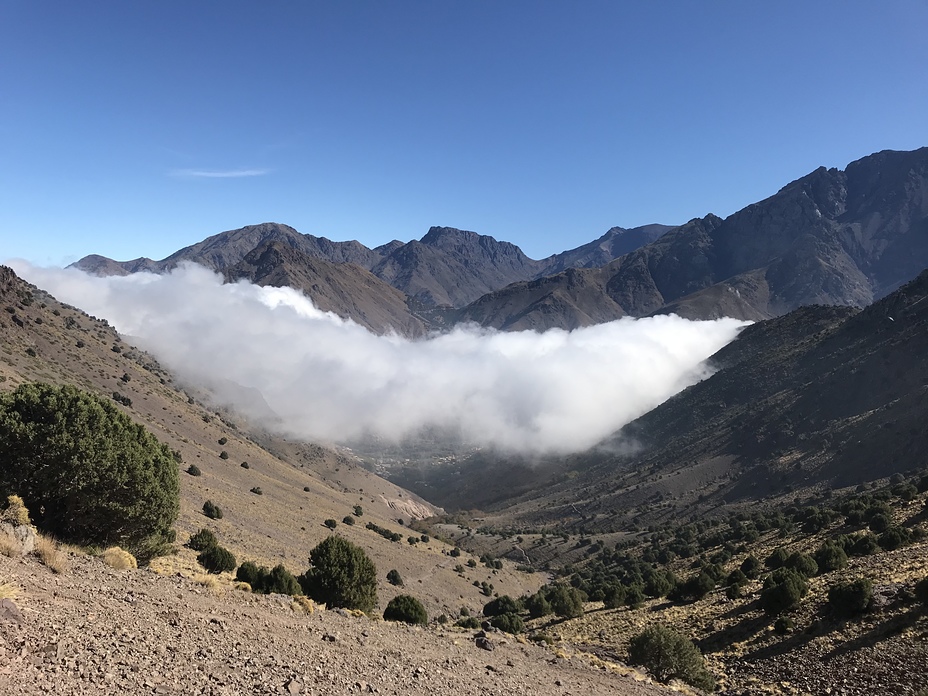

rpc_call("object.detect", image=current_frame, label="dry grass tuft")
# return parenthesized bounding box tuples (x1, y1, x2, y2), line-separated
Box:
(34, 534, 68, 574)
(102, 546, 137, 570)
(0, 579, 18, 599)
(291, 596, 315, 614)
(0, 495, 31, 526)
(192, 573, 223, 594)
(233, 581, 252, 592)
(0, 532, 19, 558)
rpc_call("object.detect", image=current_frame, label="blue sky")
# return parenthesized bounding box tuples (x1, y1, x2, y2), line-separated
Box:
(2, 1, 926, 266)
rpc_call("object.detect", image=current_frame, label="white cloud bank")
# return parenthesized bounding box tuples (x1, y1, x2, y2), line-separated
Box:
(14, 262, 749, 455)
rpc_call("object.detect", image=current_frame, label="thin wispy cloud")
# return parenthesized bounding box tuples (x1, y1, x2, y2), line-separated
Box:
(171, 168, 270, 179)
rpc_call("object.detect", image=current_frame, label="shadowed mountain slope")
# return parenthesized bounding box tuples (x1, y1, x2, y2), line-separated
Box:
(479, 268, 928, 529)
(456, 148, 928, 330)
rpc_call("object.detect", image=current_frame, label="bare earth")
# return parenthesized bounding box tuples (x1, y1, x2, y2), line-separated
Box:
(0, 553, 675, 696)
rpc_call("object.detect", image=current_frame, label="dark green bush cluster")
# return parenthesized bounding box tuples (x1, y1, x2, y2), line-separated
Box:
(827, 578, 872, 617)
(628, 625, 715, 691)
(525, 584, 584, 619)
(0, 383, 179, 559)
(342, 515, 355, 526)
(187, 528, 217, 552)
(387, 569, 403, 587)
(761, 568, 808, 615)
(237, 561, 302, 595)
(203, 500, 223, 519)
(187, 464, 202, 476)
(383, 595, 427, 625)
(197, 545, 236, 574)
(111, 392, 132, 407)
(366, 521, 402, 542)
(298, 535, 377, 612)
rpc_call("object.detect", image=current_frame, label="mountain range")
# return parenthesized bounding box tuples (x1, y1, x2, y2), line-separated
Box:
(74, 147, 928, 336)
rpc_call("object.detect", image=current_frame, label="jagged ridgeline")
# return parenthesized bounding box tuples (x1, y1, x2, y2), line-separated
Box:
(73, 147, 928, 335)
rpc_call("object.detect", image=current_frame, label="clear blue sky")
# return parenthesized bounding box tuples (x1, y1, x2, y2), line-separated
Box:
(2, 1, 926, 266)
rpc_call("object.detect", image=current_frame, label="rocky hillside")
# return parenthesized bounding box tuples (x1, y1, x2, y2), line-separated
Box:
(0, 266, 547, 619)
(0, 551, 673, 696)
(456, 147, 928, 330)
(464, 267, 928, 531)
(225, 241, 430, 336)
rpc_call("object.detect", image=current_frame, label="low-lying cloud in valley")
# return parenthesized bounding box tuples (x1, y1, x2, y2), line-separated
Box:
(15, 262, 749, 455)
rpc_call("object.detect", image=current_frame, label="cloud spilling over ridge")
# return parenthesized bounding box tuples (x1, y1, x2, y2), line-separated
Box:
(15, 262, 749, 454)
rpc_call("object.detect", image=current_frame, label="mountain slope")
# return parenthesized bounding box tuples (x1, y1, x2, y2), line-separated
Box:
(457, 148, 928, 329)
(480, 267, 928, 529)
(225, 240, 429, 336)
(0, 265, 547, 617)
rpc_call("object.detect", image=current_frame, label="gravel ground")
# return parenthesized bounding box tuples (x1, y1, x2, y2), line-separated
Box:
(0, 553, 674, 696)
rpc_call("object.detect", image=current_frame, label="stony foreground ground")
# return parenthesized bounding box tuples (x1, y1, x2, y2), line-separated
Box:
(0, 553, 674, 696)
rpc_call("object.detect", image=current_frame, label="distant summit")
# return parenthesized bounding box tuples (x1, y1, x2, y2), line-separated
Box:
(73, 147, 928, 335)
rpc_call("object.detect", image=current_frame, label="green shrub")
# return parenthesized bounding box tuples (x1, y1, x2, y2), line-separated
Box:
(0, 383, 179, 558)
(527, 592, 553, 617)
(761, 568, 808, 615)
(814, 543, 848, 574)
(878, 526, 911, 551)
(726, 569, 748, 587)
(187, 528, 217, 552)
(625, 585, 646, 608)
(342, 515, 355, 526)
(740, 555, 762, 579)
(383, 594, 427, 625)
(671, 572, 715, 602)
(455, 616, 480, 629)
(197, 545, 236, 574)
(773, 616, 795, 634)
(850, 533, 879, 556)
(187, 464, 202, 477)
(869, 513, 892, 533)
(353, 505, 363, 517)
(483, 595, 520, 617)
(240, 462, 249, 469)
(236, 560, 263, 587)
(627, 625, 715, 691)
(785, 552, 818, 578)
(203, 500, 223, 519)
(449, 547, 461, 557)
(765, 547, 789, 570)
(324, 519, 337, 529)
(387, 569, 404, 587)
(491, 612, 524, 634)
(549, 584, 584, 618)
(218, 437, 227, 445)
(827, 578, 872, 617)
(261, 564, 302, 595)
(299, 536, 377, 612)
(250, 487, 262, 495)
(602, 584, 627, 609)
(219, 451, 229, 460)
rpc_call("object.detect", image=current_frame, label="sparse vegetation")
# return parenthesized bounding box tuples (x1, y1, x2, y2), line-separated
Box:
(386, 569, 403, 586)
(827, 578, 873, 617)
(187, 528, 217, 552)
(197, 545, 236, 574)
(0, 383, 178, 559)
(383, 594, 427, 625)
(628, 624, 715, 691)
(102, 546, 138, 570)
(203, 500, 223, 519)
(299, 536, 377, 612)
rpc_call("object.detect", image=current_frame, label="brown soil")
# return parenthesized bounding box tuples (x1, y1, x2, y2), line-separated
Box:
(0, 552, 673, 696)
